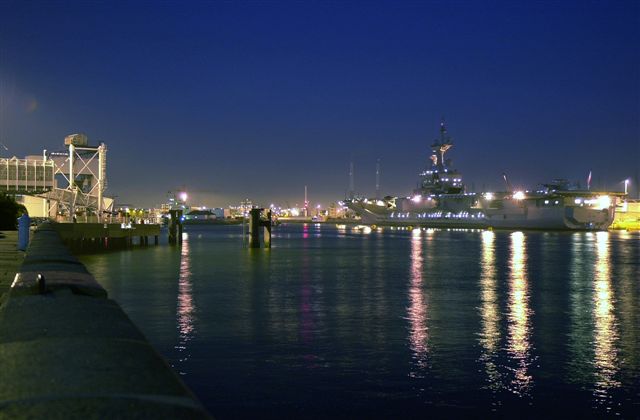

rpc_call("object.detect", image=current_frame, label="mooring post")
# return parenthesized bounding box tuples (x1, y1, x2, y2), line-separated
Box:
(247, 208, 273, 248)
(249, 208, 261, 248)
(169, 209, 183, 245)
(263, 210, 272, 248)
(169, 216, 176, 244)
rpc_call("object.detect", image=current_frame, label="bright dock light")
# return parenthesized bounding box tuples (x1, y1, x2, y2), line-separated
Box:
(513, 191, 525, 200)
(596, 195, 611, 209)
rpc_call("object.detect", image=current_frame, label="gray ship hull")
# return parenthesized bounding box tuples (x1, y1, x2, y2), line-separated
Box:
(347, 193, 617, 231)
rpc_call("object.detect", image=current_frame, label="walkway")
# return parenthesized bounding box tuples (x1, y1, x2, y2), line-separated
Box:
(0, 231, 23, 299)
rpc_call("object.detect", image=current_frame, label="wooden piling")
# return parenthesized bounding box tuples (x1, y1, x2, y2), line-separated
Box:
(248, 208, 273, 248)
(249, 209, 261, 248)
(263, 210, 272, 248)
(168, 210, 183, 245)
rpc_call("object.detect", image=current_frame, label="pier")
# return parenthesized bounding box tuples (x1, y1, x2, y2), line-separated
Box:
(0, 224, 210, 418)
(52, 222, 161, 251)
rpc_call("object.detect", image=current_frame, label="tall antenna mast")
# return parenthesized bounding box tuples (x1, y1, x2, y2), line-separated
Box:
(375, 158, 380, 199)
(430, 118, 453, 172)
(349, 161, 355, 198)
(502, 173, 513, 192)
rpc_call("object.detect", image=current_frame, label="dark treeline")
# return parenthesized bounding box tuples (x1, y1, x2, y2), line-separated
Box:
(0, 194, 27, 230)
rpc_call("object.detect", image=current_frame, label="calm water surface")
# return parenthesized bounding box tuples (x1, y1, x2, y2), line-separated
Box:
(80, 224, 640, 418)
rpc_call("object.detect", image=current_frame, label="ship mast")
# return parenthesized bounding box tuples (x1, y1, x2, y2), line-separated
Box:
(418, 118, 464, 195)
(349, 161, 355, 198)
(431, 118, 453, 171)
(375, 159, 380, 199)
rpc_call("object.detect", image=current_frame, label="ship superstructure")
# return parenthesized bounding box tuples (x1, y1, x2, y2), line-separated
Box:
(417, 120, 464, 195)
(345, 122, 621, 230)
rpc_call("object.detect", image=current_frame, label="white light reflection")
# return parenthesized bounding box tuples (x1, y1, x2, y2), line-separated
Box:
(176, 232, 196, 374)
(507, 231, 533, 395)
(478, 230, 502, 390)
(592, 231, 620, 400)
(567, 233, 592, 385)
(408, 228, 429, 377)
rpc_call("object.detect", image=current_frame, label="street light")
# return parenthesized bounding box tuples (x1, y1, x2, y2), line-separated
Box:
(624, 179, 630, 195)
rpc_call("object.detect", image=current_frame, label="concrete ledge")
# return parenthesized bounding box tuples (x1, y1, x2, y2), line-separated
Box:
(0, 224, 211, 418)
(0, 395, 206, 419)
(11, 271, 106, 298)
(0, 338, 193, 397)
(0, 292, 127, 344)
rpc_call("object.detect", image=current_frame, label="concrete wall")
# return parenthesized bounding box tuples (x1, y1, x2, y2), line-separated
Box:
(0, 223, 211, 418)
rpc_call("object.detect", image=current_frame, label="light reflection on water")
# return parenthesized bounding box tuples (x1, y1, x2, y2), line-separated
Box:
(478, 230, 502, 391)
(176, 231, 195, 374)
(592, 231, 620, 400)
(568, 232, 592, 385)
(568, 231, 623, 411)
(507, 231, 533, 396)
(408, 228, 429, 377)
(78, 225, 640, 417)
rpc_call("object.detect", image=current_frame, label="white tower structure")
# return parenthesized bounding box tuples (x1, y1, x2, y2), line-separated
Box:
(44, 134, 113, 221)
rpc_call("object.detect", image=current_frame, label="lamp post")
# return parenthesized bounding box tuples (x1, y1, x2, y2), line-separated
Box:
(624, 179, 629, 195)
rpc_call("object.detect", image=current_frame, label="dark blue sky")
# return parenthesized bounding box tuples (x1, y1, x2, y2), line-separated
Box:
(1, 1, 638, 207)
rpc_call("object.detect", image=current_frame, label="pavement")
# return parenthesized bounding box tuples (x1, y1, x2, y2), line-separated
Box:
(0, 231, 23, 300)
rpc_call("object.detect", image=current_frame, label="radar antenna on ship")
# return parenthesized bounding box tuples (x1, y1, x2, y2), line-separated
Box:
(418, 119, 464, 195)
(431, 118, 453, 170)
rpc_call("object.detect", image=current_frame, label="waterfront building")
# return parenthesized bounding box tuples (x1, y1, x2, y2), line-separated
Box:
(211, 207, 228, 219)
(185, 209, 216, 221)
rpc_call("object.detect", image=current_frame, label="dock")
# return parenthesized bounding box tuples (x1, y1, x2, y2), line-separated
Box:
(611, 200, 640, 230)
(52, 222, 161, 250)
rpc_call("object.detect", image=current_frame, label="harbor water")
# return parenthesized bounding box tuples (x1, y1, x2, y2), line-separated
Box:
(80, 224, 640, 418)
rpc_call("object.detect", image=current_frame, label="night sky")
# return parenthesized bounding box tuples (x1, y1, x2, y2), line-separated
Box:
(1, 1, 638, 208)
